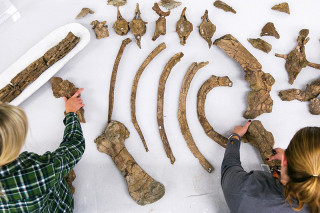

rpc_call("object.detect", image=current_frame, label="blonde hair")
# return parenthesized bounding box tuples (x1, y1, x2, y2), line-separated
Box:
(285, 127, 320, 213)
(0, 102, 28, 166)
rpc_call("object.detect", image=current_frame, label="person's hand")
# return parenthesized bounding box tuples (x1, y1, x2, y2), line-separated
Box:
(267, 148, 284, 162)
(63, 88, 85, 113)
(233, 120, 251, 138)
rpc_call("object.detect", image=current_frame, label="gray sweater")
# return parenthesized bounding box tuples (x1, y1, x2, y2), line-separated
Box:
(221, 138, 310, 213)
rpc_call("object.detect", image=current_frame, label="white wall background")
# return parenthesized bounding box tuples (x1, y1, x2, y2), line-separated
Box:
(1, 0, 320, 212)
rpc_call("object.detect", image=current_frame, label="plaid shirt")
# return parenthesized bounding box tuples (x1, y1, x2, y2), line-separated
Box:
(0, 112, 85, 212)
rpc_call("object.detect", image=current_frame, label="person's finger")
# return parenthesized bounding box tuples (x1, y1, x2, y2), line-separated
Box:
(63, 97, 67, 102)
(72, 88, 84, 98)
(243, 120, 251, 130)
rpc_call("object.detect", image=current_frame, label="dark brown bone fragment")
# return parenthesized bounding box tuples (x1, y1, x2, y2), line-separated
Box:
(158, 0, 181, 10)
(131, 43, 167, 152)
(243, 120, 281, 170)
(260, 22, 280, 39)
(51, 77, 85, 123)
(130, 3, 147, 49)
(213, 0, 236, 14)
(75, 8, 94, 19)
(0, 32, 79, 103)
(91, 20, 109, 39)
(248, 38, 272, 54)
(108, 38, 132, 123)
(214, 34, 275, 119)
(113, 7, 130, 36)
(176, 7, 193, 46)
(275, 29, 320, 84)
(152, 3, 170, 41)
(95, 121, 165, 205)
(178, 62, 214, 173)
(157, 52, 184, 164)
(65, 169, 76, 194)
(197, 75, 233, 148)
(199, 10, 216, 48)
(279, 78, 320, 101)
(271, 2, 290, 14)
(107, 0, 127, 6)
(309, 98, 320, 115)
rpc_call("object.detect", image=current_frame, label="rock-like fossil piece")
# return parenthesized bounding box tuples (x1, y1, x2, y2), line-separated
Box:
(275, 29, 320, 84)
(214, 34, 275, 119)
(113, 7, 130, 36)
(50, 77, 85, 123)
(108, 38, 132, 123)
(152, 3, 170, 41)
(75, 8, 94, 19)
(107, 0, 127, 6)
(91, 20, 109, 39)
(158, 0, 181, 10)
(309, 98, 320, 115)
(243, 120, 281, 170)
(130, 3, 147, 49)
(197, 75, 233, 148)
(131, 43, 166, 152)
(0, 32, 79, 103)
(213, 0, 236, 14)
(271, 2, 290, 14)
(248, 38, 272, 54)
(279, 78, 320, 102)
(157, 52, 184, 164)
(178, 62, 214, 173)
(199, 10, 216, 48)
(260, 22, 280, 39)
(176, 7, 193, 46)
(65, 169, 76, 194)
(95, 121, 165, 205)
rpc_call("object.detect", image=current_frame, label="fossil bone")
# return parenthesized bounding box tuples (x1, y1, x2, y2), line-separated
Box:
(152, 3, 170, 41)
(157, 52, 184, 164)
(113, 7, 130, 36)
(213, 0, 236, 14)
(158, 0, 181, 10)
(176, 7, 193, 46)
(271, 2, 290, 14)
(91, 20, 109, 39)
(309, 98, 320, 115)
(107, 0, 127, 6)
(248, 38, 272, 54)
(130, 3, 147, 49)
(199, 10, 216, 48)
(260, 22, 280, 39)
(75, 8, 94, 19)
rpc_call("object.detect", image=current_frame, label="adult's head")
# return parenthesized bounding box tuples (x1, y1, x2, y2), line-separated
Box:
(283, 127, 320, 213)
(0, 102, 28, 166)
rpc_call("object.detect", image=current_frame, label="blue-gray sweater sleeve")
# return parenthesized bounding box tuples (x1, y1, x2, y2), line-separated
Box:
(221, 138, 250, 212)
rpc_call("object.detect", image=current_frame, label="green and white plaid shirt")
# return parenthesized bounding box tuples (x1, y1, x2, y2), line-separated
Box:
(0, 112, 85, 212)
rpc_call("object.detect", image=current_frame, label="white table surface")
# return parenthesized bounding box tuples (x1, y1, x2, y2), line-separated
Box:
(1, 0, 320, 212)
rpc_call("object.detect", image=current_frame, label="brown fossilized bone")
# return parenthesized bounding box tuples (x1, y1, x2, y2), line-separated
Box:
(107, 0, 127, 7)
(108, 38, 132, 123)
(158, 0, 181, 10)
(197, 75, 233, 148)
(152, 3, 170, 41)
(213, 0, 236, 14)
(75, 8, 94, 19)
(199, 10, 216, 48)
(178, 62, 214, 173)
(271, 2, 290, 14)
(243, 120, 281, 170)
(309, 98, 320, 115)
(214, 34, 275, 119)
(130, 3, 147, 49)
(50, 77, 85, 123)
(113, 7, 130, 36)
(176, 7, 193, 46)
(157, 52, 184, 164)
(91, 20, 109, 39)
(248, 38, 272, 54)
(95, 121, 165, 205)
(260, 22, 280, 39)
(275, 29, 320, 84)
(131, 43, 167, 152)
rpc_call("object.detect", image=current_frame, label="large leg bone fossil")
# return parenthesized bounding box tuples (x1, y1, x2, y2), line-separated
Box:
(178, 62, 214, 173)
(157, 52, 184, 164)
(214, 34, 275, 119)
(131, 43, 166, 152)
(108, 38, 132, 123)
(197, 75, 233, 148)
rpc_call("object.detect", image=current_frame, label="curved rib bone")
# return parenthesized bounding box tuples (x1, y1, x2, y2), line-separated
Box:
(131, 43, 167, 151)
(157, 52, 184, 164)
(197, 75, 233, 148)
(178, 62, 214, 173)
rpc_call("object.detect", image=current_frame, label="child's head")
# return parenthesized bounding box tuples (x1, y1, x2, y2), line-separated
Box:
(0, 102, 28, 166)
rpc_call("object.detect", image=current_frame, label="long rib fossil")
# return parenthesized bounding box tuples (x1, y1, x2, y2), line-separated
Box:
(157, 52, 184, 164)
(108, 38, 132, 123)
(178, 62, 214, 173)
(131, 43, 167, 152)
(197, 75, 233, 148)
